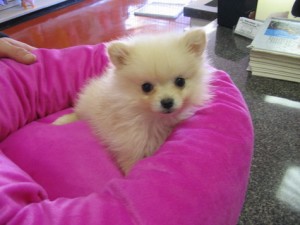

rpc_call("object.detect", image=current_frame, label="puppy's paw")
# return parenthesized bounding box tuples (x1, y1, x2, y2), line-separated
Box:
(52, 113, 78, 125)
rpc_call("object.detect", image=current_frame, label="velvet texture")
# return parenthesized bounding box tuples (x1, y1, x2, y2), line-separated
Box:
(0, 45, 254, 225)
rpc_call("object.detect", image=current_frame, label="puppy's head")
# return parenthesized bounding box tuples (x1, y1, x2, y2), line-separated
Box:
(107, 29, 208, 115)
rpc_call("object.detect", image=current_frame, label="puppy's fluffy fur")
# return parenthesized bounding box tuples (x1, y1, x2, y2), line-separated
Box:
(54, 29, 211, 174)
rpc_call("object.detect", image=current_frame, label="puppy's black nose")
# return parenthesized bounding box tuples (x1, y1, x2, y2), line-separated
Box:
(161, 98, 174, 109)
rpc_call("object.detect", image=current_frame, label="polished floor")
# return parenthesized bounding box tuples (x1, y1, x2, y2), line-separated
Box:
(3, 0, 300, 224)
(3, 0, 189, 48)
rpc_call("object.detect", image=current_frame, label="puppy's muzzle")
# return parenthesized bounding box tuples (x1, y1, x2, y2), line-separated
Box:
(160, 98, 174, 113)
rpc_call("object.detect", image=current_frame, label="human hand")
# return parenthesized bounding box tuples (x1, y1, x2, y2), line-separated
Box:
(0, 38, 37, 64)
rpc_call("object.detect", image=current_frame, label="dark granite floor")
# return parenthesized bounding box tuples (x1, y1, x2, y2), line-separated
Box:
(205, 21, 300, 225)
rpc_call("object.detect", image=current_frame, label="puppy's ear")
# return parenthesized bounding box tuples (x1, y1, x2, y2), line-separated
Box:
(181, 29, 206, 56)
(108, 42, 130, 68)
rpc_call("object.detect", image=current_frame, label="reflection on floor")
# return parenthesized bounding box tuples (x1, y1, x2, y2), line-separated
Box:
(277, 166, 300, 213)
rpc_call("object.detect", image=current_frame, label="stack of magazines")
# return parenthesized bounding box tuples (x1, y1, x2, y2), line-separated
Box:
(249, 17, 300, 83)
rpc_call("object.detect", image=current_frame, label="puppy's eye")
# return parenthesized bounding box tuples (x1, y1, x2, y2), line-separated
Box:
(141, 82, 153, 93)
(175, 77, 185, 88)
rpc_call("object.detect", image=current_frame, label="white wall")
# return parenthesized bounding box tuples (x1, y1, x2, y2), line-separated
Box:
(256, 0, 300, 21)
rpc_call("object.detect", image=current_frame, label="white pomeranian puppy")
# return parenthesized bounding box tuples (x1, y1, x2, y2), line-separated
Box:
(53, 29, 211, 174)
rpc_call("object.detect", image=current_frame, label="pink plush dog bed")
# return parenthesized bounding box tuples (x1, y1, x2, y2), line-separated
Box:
(0, 44, 254, 225)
